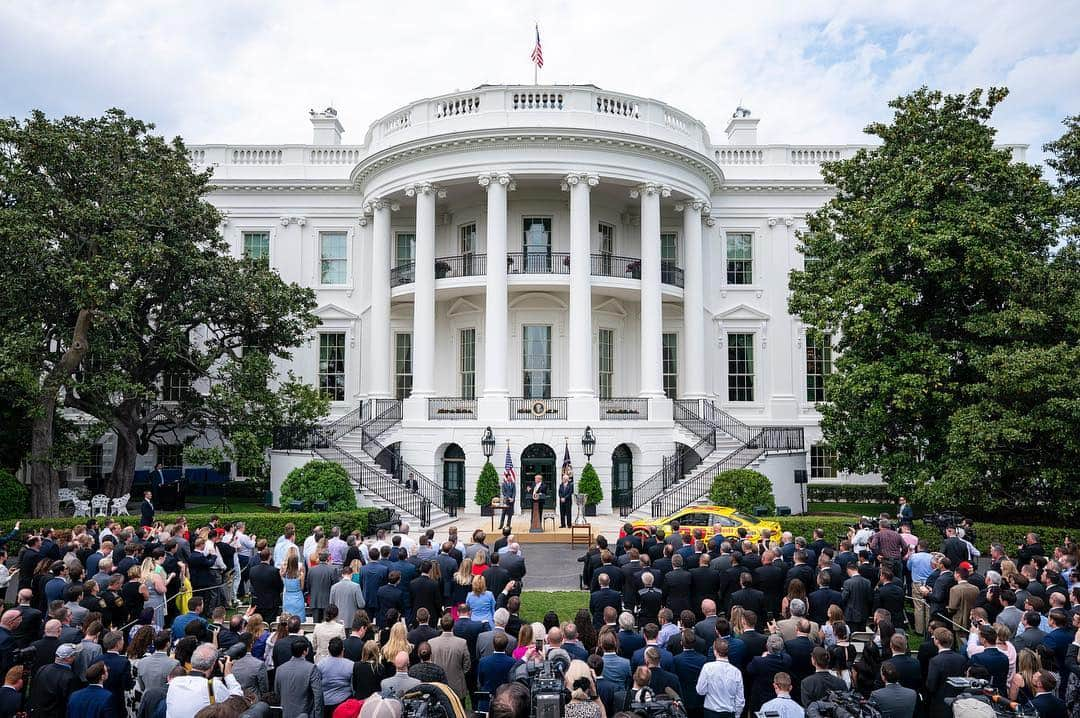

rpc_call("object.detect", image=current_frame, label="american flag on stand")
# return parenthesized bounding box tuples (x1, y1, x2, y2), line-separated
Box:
(530, 24, 543, 69)
(504, 444, 516, 482)
(562, 442, 572, 476)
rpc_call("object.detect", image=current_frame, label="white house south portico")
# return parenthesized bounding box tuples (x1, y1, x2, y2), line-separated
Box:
(190, 85, 861, 527)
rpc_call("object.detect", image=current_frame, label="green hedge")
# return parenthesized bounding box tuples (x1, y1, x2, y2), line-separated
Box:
(8, 507, 393, 541)
(808, 484, 895, 503)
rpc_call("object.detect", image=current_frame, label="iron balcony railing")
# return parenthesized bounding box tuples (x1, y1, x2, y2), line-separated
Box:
(435, 253, 486, 279)
(390, 262, 415, 287)
(271, 399, 399, 451)
(661, 262, 685, 288)
(599, 397, 649, 420)
(427, 398, 478, 420)
(590, 253, 641, 280)
(651, 442, 767, 518)
(506, 252, 571, 275)
(509, 397, 567, 420)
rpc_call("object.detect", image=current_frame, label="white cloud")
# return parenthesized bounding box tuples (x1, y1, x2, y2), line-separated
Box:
(1, 0, 1077, 171)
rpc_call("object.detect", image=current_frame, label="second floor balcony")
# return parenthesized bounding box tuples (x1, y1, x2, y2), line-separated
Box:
(389, 252, 684, 289)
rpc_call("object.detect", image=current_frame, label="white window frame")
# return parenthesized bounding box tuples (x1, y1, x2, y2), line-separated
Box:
(725, 331, 756, 403)
(317, 228, 353, 288)
(459, 223, 477, 256)
(459, 328, 476, 400)
(317, 331, 348, 402)
(395, 231, 416, 268)
(805, 330, 833, 404)
(725, 231, 754, 286)
(241, 230, 272, 266)
(660, 231, 680, 266)
(810, 444, 838, 479)
(598, 328, 615, 400)
(662, 331, 679, 400)
(598, 222, 615, 256)
(395, 332, 413, 400)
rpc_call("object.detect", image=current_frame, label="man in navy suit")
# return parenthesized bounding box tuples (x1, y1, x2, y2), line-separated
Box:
(925, 628, 968, 718)
(361, 547, 389, 618)
(558, 471, 574, 528)
(672, 630, 707, 715)
(375, 571, 407, 626)
(91, 630, 134, 717)
(140, 490, 155, 526)
(1030, 670, 1068, 718)
(499, 475, 516, 530)
(66, 661, 112, 718)
(968, 625, 1009, 692)
(1043, 608, 1074, 698)
(589, 573, 622, 628)
(477, 631, 516, 712)
(452, 603, 486, 666)
(746, 634, 793, 713)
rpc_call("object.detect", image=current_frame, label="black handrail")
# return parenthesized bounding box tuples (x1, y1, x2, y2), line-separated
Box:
(506, 252, 570, 275)
(651, 441, 767, 518)
(390, 262, 415, 287)
(435, 254, 486, 279)
(508, 397, 567, 420)
(427, 398, 478, 420)
(590, 253, 641, 280)
(661, 263, 684, 288)
(598, 397, 649, 420)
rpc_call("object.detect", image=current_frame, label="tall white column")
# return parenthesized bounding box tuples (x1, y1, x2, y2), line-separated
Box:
(565, 172, 598, 407)
(679, 199, 707, 398)
(478, 172, 512, 421)
(636, 182, 670, 399)
(368, 198, 395, 398)
(407, 182, 437, 398)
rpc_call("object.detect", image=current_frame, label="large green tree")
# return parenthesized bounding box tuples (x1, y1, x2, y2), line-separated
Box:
(0, 109, 320, 514)
(788, 87, 1074, 515)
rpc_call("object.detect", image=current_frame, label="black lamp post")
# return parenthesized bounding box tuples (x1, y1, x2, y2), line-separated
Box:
(481, 427, 496, 460)
(581, 426, 596, 461)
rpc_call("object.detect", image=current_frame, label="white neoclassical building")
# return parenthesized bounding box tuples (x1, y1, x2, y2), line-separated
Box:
(180, 85, 923, 527)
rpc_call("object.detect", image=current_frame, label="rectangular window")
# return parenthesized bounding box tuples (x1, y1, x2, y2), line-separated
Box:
(805, 330, 833, 403)
(726, 233, 753, 285)
(662, 333, 678, 400)
(76, 444, 104, 481)
(661, 232, 678, 265)
(459, 224, 476, 255)
(459, 329, 476, 400)
(320, 231, 348, 284)
(727, 333, 755, 402)
(395, 232, 415, 268)
(599, 223, 615, 256)
(318, 332, 346, 401)
(522, 325, 552, 399)
(810, 444, 837, 479)
(242, 231, 270, 266)
(161, 372, 191, 402)
(395, 333, 413, 400)
(598, 329, 614, 400)
(522, 217, 552, 273)
(158, 444, 183, 469)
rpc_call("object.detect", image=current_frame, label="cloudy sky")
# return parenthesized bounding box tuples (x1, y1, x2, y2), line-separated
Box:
(2, 1, 1078, 170)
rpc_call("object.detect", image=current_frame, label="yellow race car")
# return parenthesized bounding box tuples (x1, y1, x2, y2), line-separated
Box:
(628, 505, 781, 543)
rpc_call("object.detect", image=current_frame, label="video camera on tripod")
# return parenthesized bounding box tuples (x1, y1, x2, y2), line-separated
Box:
(633, 697, 688, 718)
(925, 512, 975, 540)
(525, 654, 567, 718)
(944, 677, 1038, 718)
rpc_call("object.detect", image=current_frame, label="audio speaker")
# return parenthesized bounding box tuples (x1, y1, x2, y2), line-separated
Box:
(793, 469, 808, 484)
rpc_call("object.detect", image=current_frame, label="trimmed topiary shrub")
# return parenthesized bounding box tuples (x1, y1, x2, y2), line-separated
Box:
(578, 462, 603, 506)
(0, 470, 29, 519)
(280, 460, 357, 512)
(708, 468, 776, 515)
(474, 460, 500, 508)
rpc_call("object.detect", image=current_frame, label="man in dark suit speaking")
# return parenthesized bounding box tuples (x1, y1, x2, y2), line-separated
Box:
(529, 474, 547, 533)
(140, 490, 155, 526)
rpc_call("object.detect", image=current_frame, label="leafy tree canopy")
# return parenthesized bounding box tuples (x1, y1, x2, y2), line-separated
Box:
(789, 88, 1077, 516)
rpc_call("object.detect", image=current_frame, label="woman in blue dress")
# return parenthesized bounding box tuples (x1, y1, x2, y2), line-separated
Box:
(281, 548, 306, 619)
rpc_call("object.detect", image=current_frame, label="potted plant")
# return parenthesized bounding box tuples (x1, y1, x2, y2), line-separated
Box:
(626, 260, 641, 279)
(475, 460, 500, 516)
(578, 462, 603, 516)
(435, 261, 452, 279)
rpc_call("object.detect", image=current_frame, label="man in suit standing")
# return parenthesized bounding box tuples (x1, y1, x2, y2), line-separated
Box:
(307, 551, 338, 623)
(746, 634, 792, 713)
(529, 474, 547, 532)
(274, 640, 323, 718)
(376, 571, 407, 627)
(410, 561, 442, 625)
(66, 661, 113, 718)
(925, 628, 967, 718)
(1030, 671, 1068, 718)
(871, 662, 918, 718)
(149, 462, 166, 491)
(429, 614, 471, 698)
(842, 562, 873, 631)
(499, 474, 516, 530)
(329, 564, 365, 625)
(381, 651, 421, 697)
(476, 608, 518, 661)
(477, 632, 516, 711)
(500, 543, 527, 590)
(91, 630, 134, 717)
(248, 549, 283, 620)
(968, 624, 1009, 692)
(558, 471, 574, 528)
(874, 566, 908, 629)
(800, 647, 847, 707)
(590, 574, 622, 628)
(947, 566, 979, 638)
(139, 491, 155, 527)
(730, 572, 766, 628)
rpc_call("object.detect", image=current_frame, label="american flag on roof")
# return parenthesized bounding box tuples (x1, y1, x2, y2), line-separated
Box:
(504, 444, 516, 482)
(530, 24, 543, 69)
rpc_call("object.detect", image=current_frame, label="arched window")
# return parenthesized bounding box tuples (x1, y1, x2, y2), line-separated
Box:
(520, 444, 556, 509)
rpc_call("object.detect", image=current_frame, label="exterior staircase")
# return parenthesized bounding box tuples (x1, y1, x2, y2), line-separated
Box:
(298, 399, 454, 528)
(627, 399, 804, 519)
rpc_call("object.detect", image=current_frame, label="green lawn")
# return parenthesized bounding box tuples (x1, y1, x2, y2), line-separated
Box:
(520, 590, 589, 625)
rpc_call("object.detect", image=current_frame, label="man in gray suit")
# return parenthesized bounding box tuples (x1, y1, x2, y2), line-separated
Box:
(500, 544, 527, 589)
(871, 663, 918, 718)
(329, 564, 365, 625)
(380, 651, 421, 698)
(274, 639, 322, 718)
(230, 634, 269, 699)
(1012, 611, 1047, 652)
(135, 631, 179, 693)
(476, 608, 519, 661)
(428, 613, 471, 698)
(307, 551, 338, 623)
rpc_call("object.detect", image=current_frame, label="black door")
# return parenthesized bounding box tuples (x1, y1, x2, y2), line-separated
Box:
(442, 443, 466, 508)
(520, 443, 556, 510)
(612, 444, 633, 511)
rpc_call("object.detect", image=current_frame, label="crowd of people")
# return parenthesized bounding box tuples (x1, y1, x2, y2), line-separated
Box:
(0, 506, 1077, 718)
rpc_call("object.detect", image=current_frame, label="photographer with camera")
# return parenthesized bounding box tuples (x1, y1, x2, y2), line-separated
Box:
(165, 642, 243, 718)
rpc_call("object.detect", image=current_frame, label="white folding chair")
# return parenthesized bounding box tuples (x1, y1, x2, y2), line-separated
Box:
(58, 488, 76, 504)
(72, 499, 91, 517)
(91, 494, 110, 516)
(111, 494, 131, 516)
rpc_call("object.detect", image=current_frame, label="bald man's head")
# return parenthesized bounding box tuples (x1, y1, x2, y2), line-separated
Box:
(394, 651, 410, 671)
(701, 599, 717, 616)
(44, 619, 62, 638)
(0, 610, 21, 630)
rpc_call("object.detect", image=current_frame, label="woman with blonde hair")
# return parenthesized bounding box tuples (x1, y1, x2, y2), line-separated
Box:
(513, 622, 534, 660)
(821, 604, 848, 647)
(244, 613, 269, 661)
(729, 605, 746, 636)
(381, 621, 413, 664)
(281, 548, 306, 618)
(140, 553, 172, 629)
(352, 639, 388, 700)
(265, 612, 292, 669)
(471, 549, 489, 576)
(450, 558, 474, 618)
(564, 659, 605, 718)
(1009, 648, 1041, 702)
(1000, 560, 1020, 584)
(467, 574, 496, 627)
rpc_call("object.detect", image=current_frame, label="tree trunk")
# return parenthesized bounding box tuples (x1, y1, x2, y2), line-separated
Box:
(29, 308, 92, 517)
(29, 395, 60, 518)
(107, 428, 138, 497)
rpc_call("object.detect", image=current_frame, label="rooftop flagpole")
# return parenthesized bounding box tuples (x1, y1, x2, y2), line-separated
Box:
(531, 23, 543, 85)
